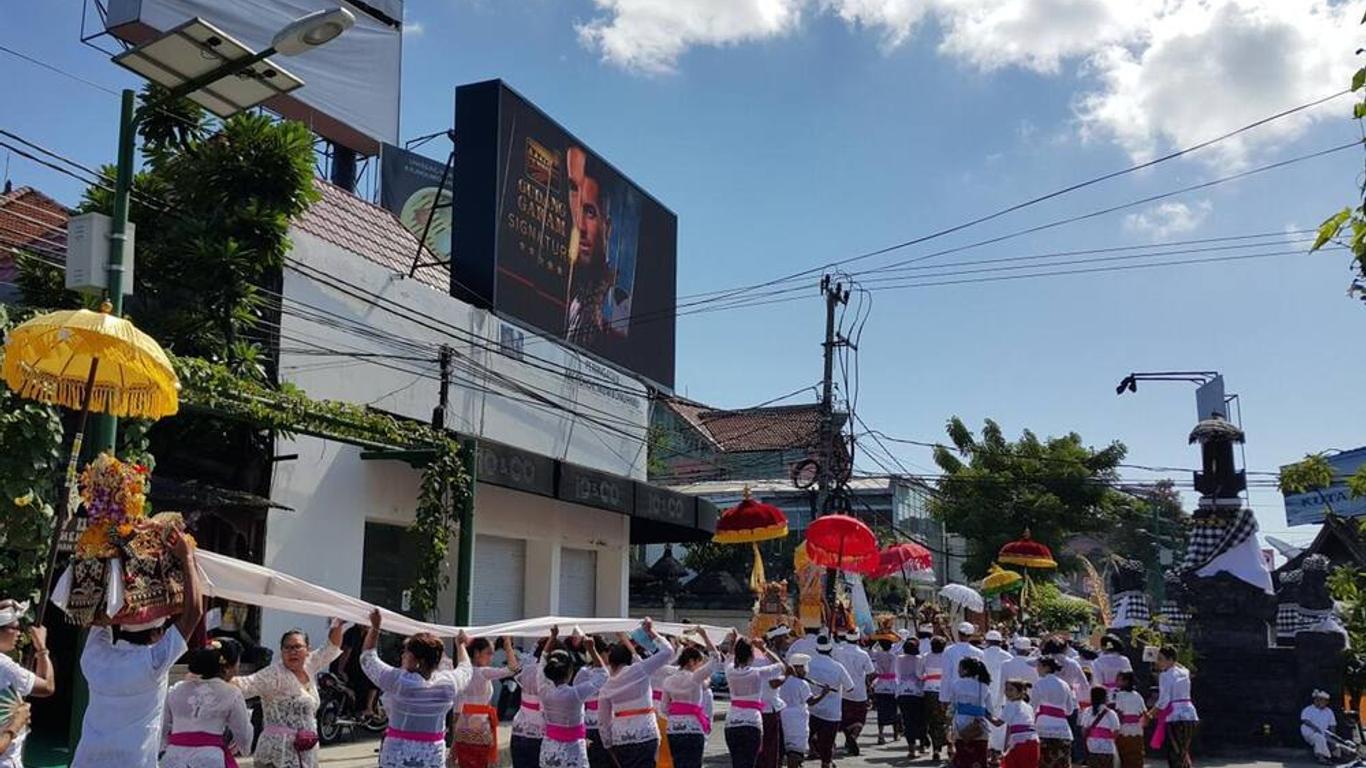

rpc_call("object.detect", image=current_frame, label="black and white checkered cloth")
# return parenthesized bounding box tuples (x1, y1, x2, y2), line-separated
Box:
(1276, 602, 1304, 640)
(1179, 507, 1259, 574)
(1158, 602, 1191, 632)
(1111, 590, 1150, 627)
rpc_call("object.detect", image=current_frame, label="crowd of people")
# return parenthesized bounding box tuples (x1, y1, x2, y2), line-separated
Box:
(0, 546, 1355, 768)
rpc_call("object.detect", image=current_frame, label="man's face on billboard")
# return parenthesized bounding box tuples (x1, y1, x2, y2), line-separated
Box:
(576, 174, 605, 267)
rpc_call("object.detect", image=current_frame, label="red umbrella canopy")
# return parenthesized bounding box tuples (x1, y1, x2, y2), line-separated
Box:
(714, 489, 789, 544)
(997, 529, 1058, 569)
(870, 541, 934, 579)
(804, 514, 879, 571)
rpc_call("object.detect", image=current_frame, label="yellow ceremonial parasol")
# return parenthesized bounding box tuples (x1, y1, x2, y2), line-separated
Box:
(3, 306, 179, 418)
(2, 304, 179, 621)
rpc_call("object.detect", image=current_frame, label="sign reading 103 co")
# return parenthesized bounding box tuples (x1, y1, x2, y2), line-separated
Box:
(1282, 446, 1366, 526)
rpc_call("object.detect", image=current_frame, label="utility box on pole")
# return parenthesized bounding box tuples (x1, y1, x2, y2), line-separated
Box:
(65, 212, 135, 295)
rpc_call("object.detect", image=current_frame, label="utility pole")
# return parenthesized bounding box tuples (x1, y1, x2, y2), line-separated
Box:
(816, 275, 850, 618)
(433, 345, 477, 626)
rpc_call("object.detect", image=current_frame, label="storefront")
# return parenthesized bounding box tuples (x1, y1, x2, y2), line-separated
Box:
(258, 182, 712, 643)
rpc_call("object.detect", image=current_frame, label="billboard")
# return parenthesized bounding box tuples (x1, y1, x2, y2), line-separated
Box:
(379, 144, 452, 263)
(451, 80, 678, 389)
(1282, 447, 1366, 526)
(106, 0, 402, 153)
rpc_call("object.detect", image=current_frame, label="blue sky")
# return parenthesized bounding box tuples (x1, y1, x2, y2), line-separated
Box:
(2, 0, 1363, 548)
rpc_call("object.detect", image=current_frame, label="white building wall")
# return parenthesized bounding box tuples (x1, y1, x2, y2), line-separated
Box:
(259, 228, 645, 643)
(262, 438, 632, 645)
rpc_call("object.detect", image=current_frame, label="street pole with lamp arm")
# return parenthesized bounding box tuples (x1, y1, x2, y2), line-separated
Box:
(90, 7, 355, 453)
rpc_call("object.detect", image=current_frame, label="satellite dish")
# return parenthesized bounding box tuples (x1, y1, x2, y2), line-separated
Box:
(1265, 536, 1305, 560)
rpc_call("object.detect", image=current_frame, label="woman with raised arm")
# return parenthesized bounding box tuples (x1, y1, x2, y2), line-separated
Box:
(595, 620, 675, 768)
(511, 633, 555, 768)
(539, 632, 610, 768)
(724, 635, 787, 768)
(233, 619, 344, 768)
(452, 636, 520, 768)
(663, 628, 721, 768)
(360, 609, 472, 768)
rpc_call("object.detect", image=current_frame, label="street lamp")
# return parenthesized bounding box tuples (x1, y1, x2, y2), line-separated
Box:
(90, 9, 354, 451)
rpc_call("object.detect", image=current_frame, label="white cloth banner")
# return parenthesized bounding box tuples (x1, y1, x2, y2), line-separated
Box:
(195, 550, 731, 641)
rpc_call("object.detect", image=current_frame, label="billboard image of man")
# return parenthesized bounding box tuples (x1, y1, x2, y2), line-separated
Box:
(566, 147, 613, 347)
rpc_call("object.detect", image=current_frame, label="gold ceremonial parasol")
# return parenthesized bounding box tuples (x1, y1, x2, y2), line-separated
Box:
(3, 306, 179, 418)
(2, 304, 179, 621)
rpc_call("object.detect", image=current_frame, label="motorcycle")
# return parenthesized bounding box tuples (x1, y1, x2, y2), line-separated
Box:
(316, 670, 388, 745)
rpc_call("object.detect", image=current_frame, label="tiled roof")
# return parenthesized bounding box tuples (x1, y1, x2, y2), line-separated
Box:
(292, 179, 449, 291)
(0, 185, 70, 260)
(662, 396, 846, 453)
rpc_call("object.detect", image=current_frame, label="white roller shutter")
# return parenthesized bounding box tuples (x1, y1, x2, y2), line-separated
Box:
(473, 535, 526, 624)
(559, 548, 597, 617)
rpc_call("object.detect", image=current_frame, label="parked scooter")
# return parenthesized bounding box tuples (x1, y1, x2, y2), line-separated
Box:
(316, 669, 388, 744)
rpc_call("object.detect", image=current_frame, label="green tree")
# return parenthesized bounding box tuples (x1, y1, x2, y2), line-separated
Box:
(23, 85, 319, 377)
(1310, 14, 1366, 303)
(930, 417, 1140, 579)
(1029, 582, 1097, 633)
(0, 305, 66, 601)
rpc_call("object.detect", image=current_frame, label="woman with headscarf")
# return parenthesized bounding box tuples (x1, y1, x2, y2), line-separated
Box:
(949, 657, 1000, 768)
(662, 633, 721, 768)
(233, 619, 344, 768)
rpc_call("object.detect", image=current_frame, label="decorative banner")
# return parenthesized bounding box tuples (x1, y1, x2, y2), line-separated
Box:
(380, 143, 452, 264)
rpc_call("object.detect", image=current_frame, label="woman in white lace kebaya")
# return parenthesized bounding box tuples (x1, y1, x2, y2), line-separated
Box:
(596, 622, 676, 768)
(233, 619, 344, 768)
(161, 638, 253, 768)
(361, 609, 473, 768)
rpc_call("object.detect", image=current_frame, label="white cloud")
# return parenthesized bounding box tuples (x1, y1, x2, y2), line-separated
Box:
(1124, 200, 1212, 240)
(576, 0, 1356, 168)
(403, 21, 425, 36)
(1075, 1, 1357, 169)
(576, 0, 805, 74)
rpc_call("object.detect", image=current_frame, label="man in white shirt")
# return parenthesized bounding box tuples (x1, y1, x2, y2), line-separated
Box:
(787, 628, 820, 662)
(832, 630, 876, 755)
(806, 636, 855, 768)
(72, 530, 203, 768)
(939, 622, 984, 710)
(0, 599, 56, 768)
(1301, 689, 1347, 763)
(998, 637, 1038, 689)
(980, 630, 1013, 758)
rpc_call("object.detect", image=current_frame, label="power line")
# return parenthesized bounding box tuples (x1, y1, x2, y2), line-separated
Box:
(674, 90, 1351, 303)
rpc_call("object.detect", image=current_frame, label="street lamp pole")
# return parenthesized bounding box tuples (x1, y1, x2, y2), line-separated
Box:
(91, 8, 354, 453)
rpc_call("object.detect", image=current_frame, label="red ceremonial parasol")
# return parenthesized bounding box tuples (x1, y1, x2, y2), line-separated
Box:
(870, 541, 934, 579)
(997, 528, 1058, 569)
(803, 514, 879, 572)
(714, 487, 789, 591)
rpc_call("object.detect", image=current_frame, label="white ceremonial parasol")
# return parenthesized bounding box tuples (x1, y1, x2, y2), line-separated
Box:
(939, 582, 984, 613)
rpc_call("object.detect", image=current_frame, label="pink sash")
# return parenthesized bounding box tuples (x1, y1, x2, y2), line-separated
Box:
(1035, 705, 1068, 720)
(1007, 724, 1036, 734)
(385, 727, 445, 743)
(1120, 714, 1142, 725)
(732, 699, 764, 712)
(876, 673, 897, 681)
(545, 722, 588, 743)
(167, 731, 237, 768)
(585, 700, 600, 711)
(520, 699, 542, 712)
(1149, 700, 1191, 749)
(669, 701, 712, 734)
(1088, 727, 1116, 740)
